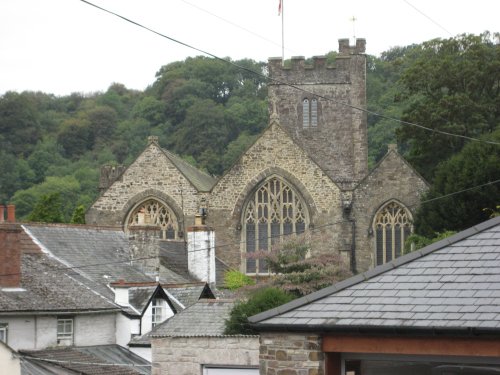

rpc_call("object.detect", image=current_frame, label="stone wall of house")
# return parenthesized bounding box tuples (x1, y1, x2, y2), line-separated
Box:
(268, 38, 367, 186)
(86, 140, 200, 228)
(259, 332, 324, 375)
(151, 336, 259, 375)
(352, 147, 429, 272)
(208, 121, 344, 269)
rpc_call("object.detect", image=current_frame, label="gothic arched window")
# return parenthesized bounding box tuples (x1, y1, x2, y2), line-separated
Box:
(127, 199, 179, 240)
(243, 177, 309, 274)
(302, 98, 318, 129)
(373, 201, 412, 265)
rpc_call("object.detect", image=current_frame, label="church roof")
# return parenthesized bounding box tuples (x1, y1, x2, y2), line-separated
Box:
(161, 148, 217, 192)
(250, 216, 500, 333)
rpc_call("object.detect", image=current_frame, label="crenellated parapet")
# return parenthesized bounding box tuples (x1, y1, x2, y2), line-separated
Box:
(268, 38, 366, 84)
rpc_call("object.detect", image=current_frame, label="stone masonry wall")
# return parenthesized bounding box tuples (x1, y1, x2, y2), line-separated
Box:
(352, 148, 429, 272)
(152, 336, 259, 375)
(259, 332, 324, 375)
(86, 142, 200, 227)
(267, 39, 367, 185)
(209, 121, 344, 269)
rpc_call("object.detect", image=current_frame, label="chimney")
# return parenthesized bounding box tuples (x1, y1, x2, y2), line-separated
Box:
(0, 205, 5, 223)
(187, 211, 216, 284)
(0, 224, 22, 288)
(6, 204, 15, 223)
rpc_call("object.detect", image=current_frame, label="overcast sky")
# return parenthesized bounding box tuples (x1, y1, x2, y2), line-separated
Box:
(0, 0, 498, 96)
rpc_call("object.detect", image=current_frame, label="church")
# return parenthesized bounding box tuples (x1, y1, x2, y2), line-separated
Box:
(86, 38, 428, 281)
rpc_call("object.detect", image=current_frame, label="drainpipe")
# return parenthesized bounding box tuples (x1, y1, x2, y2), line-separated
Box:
(350, 219, 357, 274)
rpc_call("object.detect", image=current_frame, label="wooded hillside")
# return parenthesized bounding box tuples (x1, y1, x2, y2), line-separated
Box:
(1, 32, 498, 235)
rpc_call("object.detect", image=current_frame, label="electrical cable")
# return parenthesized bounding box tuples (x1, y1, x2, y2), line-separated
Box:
(79, 0, 500, 147)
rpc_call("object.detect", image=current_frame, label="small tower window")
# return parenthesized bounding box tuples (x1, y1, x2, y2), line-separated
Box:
(302, 98, 318, 129)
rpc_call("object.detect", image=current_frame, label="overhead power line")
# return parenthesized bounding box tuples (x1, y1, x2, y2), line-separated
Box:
(403, 0, 453, 36)
(0, 178, 499, 280)
(80, 0, 500, 147)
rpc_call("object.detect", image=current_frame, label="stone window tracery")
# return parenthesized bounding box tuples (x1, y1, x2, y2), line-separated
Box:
(127, 199, 179, 240)
(374, 201, 412, 265)
(243, 177, 308, 274)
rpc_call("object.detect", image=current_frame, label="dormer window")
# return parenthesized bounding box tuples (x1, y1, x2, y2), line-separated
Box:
(302, 98, 318, 129)
(151, 298, 166, 328)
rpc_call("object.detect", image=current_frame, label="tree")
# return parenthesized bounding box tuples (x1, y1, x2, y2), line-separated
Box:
(414, 129, 500, 236)
(249, 233, 352, 296)
(396, 32, 500, 180)
(224, 288, 294, 335)
(28, 192, 64, 223)
(70, 205, 86, 224)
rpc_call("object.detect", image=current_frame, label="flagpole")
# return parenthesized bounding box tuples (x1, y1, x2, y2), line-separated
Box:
(281, 0, 284, 65)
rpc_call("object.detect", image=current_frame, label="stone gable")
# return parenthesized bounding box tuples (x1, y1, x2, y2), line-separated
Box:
(352, 148, 429, 271)
(210, 121, 341, 216)
(86, 142, 201, 226)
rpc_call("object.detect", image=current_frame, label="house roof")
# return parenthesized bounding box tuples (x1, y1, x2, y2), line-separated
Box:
(22, 224, 156, 301)
(151, 299, 242, 337)
(20, 345, 150, 375)
(0, 253, 118, 313)
(250, 216, 500, 334)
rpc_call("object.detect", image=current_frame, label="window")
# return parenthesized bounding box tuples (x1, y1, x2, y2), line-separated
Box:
(57, 317, 73, 346)
(127, 199, 179, 240)
(151, 298, 165, 328)
(374, 202, 412, 265)
(0, 324, 7, 344)
(243, 177, 308, 274)
(302, 98, 318, 129)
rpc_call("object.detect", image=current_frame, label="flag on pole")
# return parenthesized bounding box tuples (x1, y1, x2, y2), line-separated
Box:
(278, 0, 282, 16)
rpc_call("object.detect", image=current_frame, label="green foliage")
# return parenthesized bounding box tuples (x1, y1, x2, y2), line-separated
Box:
(224, 270, 255, 290)
(414, 129, 500, 236)
(224, 288, 294, 335)
(396, 32, 500, 180)
(250, 233, 352, 296)
(27, 192, 64, 223)
(70, 205, 86, 224)
(404, 230, 457, 253)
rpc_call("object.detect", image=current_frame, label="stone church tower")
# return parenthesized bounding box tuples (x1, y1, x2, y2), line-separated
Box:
(86, 39, 428, 283)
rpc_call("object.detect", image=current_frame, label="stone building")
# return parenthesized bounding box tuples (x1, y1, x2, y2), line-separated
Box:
(86, 38, 428, 279)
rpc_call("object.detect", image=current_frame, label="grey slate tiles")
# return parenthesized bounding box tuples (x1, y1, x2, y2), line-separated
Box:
(250, 216, 500, 332)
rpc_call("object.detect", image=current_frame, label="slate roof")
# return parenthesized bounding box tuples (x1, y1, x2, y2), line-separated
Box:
(0, 253, 118, 313)
(20, 345, 150, 375)
(161, 148, 216, 192)
(22, 225, 155, 301)
(151, 299, 239, 337)
(158, 241, 192, 283)
(250, 216, 500, 333)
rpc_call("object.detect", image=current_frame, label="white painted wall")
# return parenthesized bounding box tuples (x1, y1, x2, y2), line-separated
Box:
(130, 346, 152, 362)
(0, 312, 118, 351)
(0, 341, 20, 375)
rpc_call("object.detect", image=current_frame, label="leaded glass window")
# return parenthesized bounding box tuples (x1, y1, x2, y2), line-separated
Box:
(374, 202, 412, 265)
(243, 177, 308, 274)
(302, 98, 318, 129)
(127, 199, 179, 240)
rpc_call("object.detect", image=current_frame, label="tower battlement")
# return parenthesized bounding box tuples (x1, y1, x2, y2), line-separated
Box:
(268, 38, 366, 84)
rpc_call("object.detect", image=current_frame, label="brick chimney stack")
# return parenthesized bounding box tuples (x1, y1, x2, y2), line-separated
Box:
(0, 224, 22, 288)
(0, 205, 5, 223)
(6, 204, 15, 223)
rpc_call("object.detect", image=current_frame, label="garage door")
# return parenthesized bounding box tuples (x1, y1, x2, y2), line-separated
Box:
(203, 366, 259, 375)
